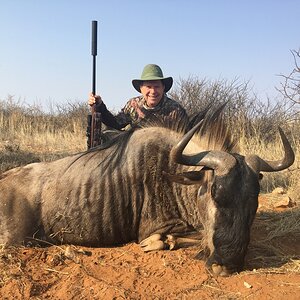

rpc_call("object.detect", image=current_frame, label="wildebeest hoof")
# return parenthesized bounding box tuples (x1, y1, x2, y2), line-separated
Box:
(211, 263, 230, 277)
(140, 234, 165, 252)
(165, 234, 176, 250)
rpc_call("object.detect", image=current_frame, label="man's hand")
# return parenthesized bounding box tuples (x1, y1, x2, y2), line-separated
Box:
(88, 92, 103, 106)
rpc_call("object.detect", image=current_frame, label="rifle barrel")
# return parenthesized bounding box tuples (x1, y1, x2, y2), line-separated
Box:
(91, 20, 98, 95)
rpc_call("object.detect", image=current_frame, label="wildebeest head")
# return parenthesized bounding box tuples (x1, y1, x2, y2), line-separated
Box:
(166, 111, 295, 276)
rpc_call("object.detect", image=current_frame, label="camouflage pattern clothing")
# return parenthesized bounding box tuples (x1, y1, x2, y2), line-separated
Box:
(87, 95, 188, 148)
(116, 95, 187, 128)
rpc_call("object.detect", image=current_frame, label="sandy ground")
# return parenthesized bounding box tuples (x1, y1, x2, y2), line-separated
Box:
(0, 196, 299, 300)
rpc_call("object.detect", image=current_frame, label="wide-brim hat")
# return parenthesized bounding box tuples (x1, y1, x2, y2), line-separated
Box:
(132, 64, 173, 93)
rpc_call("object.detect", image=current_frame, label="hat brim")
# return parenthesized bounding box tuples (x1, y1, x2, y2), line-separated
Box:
(132, 77, 173, 93)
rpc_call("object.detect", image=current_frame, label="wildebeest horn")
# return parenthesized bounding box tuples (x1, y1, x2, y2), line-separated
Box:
(245, 127, 295, 173)
(171, 120, 236, 176)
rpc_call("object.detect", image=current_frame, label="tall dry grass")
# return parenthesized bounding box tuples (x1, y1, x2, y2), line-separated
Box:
(239, 127, 299, 197)
(0, 97, 87, 149)
(0, 96, 87, 171)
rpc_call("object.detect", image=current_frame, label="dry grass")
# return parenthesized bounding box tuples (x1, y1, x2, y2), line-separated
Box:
(0, 96, 87, 151)
(247, 208, 300, 273)
(240, 129, 300, 199)
(0, 98, 87, 172)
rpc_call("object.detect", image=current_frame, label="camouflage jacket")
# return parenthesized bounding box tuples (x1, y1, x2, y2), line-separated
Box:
(116, 95, 188, 129)
(87, 95, 188, 148)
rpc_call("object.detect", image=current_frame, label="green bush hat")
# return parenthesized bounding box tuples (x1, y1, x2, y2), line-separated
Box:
(132, 64, 173, 93)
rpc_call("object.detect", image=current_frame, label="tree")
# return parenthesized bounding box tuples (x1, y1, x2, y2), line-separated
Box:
(278, 49, 300, 106)
(169, 75, 299, 142)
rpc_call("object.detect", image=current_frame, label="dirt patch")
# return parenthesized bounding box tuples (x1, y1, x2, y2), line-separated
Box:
(0, 196, 299, 299)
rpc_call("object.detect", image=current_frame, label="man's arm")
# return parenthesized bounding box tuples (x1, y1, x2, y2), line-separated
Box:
(94, 102, 124, 130)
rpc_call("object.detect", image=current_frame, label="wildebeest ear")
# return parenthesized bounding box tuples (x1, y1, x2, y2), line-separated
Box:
(163, 170, 205, 185)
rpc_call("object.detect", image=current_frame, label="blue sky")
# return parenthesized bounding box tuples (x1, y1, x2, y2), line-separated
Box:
(0, 0, 299, 111)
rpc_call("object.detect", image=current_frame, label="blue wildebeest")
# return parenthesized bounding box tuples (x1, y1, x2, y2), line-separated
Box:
(0, 106, 294, 276)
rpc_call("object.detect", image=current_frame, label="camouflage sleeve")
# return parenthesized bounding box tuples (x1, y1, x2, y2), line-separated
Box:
(114, 97, 144, 129)
(114, 111, 132, 129)
(94, 102, 123, 130)
(113, 99, 135, 129)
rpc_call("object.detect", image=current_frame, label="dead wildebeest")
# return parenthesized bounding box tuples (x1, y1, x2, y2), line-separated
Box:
(0, 106, 294, 276)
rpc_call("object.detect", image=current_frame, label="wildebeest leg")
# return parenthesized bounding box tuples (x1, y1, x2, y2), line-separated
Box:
(140, 234, 165, 251)
(140, 232, 202, 252)
(165, 233, 202, 250)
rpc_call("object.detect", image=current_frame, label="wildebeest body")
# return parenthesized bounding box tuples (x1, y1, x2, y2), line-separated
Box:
(0, 128, 196, 246)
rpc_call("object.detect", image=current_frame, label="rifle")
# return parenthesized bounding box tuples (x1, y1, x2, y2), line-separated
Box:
(89, 20, 102, 148)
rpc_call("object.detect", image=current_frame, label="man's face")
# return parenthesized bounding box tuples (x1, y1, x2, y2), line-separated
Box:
(140, 80, 165, 108)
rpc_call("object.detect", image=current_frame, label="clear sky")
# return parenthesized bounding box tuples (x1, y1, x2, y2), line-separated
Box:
(0, 0, 299, 111)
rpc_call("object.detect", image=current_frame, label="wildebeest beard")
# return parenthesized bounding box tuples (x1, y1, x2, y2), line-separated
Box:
(0, 104, 294, 277)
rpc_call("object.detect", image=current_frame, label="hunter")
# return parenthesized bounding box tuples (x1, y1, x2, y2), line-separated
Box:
(87, 64, 188, 148)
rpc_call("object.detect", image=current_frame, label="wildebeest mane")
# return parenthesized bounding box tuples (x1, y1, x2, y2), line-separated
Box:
(194, 103, 238, 152)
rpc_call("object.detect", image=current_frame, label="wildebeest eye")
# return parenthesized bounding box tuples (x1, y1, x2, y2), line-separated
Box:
(259, 173, 263, 180)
